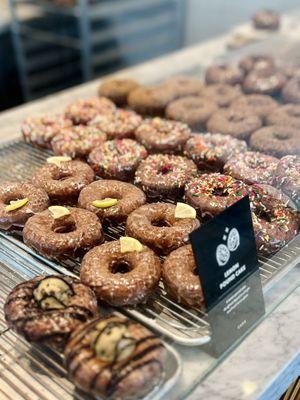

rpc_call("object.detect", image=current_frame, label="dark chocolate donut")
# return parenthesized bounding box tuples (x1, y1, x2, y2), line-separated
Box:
(239, 55, 275, 74)
(200, 83, 242, 107)
(98, 78, 140, 106)
(266, 104, 300, 128)
(205, 64, 244, 85)
(282, 76, 300, 104)
(243, 69, 286, 95)
(163, 75, 204, 98)
(273, 155, 300, 207)
(65, 97, 116, 125)
(230, 94, 278, 120)
(252, 9, 280, 30)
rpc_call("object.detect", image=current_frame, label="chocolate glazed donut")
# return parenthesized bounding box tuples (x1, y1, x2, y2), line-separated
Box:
(273, 155, 300, 207)
(205, 64, 244, 85)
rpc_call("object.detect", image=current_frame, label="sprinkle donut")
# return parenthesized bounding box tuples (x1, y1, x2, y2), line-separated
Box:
(98, 78, 140, 106)
(65, 97, 116, 125)
(266, 104, 300, 128)
(273, 155, 300, 207)
(205, 64, 244, 85)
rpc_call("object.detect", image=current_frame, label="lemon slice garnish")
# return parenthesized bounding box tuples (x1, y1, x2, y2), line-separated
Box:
(92, 198, 118, 208)
(48, 206, 70, 219)
(5, 198, 29, 212)
(175, 202, 196, 219)
(47, 156, 71, 166)
(120, 236, 143, 253)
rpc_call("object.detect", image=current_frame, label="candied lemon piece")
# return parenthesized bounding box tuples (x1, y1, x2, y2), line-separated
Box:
(47, 156, 71, 166)
(120, 236, 143, 253)
(92, 198, 118, 208)
(5, 198, 29, 212)
(175, 202, 196, 219)
(48, 206, 70, 219)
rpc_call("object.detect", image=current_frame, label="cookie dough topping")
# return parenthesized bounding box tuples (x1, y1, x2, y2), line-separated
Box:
(120, 236, 143, 253)
(5, 198, 29, 212)
(47, 156, 72, 166)
(33, 276, 73, 310)
(92, 198, 118, 208)
(48, 206, 71, 219)
(175, 202, 196, 219)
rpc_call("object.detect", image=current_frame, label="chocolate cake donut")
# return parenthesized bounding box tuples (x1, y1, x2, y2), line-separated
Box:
(205, 64, 244, 85)
(266, 104, 300, 128)
(282, 76, 300, 103)
(273, 155, 300, 207)
(239, 55, 275, 74)
(126, 202, 200, 254)
(80, 240, 161, 306)
(163, 75, 204, 98)
(98, 78, 140, 106)
(4, 275, 98, 351)
(64, 315, 166, 399)
(0, 182, 49, 230)
(252, 9, 280, 30)
(243, 69, 286, 95)
(65, 97, 116, 125)
(200, 83, 242, 107)
(230, 94, 278, 120)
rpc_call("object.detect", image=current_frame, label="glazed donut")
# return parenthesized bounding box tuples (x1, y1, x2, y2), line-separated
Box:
(184, 133, 247, 172)
(135, 117, 191, 153)
(64, 315, 166, 400)
(282, 76, 300, 103)
(80, 240, 161, 306)
(134, 154, 198, 199)
(23, 207, 103, 259)
(51, 125, 107, 158)
(0, 182, 49, 230)
(65, 97, 116, 125)
(88, 139, 147, 181)
(266, 104, 300, 128)
(126, 203, 200, 254)
(250, 126, 300, 158)
(252, 9, 280, 30)
(224, 151, 279, 185)
(239, 55, 275, 74)
(273, 155, 300, 207)
(78, 180, 146, 222)
(31, 160, 95, 204)
(185, 174, 248, 220)
(205, 64, 244, 85)
(98, 78, 140, 106)
(162, 245, 203, 307)
(163, 75, 204, 98)
(230, 94, 278, 120)
(243, 69, 286, 95)
(200, 83, 242, 107)
(4, 275, 98, 351)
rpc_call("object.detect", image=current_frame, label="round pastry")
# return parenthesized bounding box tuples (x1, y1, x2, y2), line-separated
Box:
(165, 96, 218, 131)
(254, 183, 298, 213)
(135, 117, 191, 153)
(252, 9, 280, 30)
(266, 104, 300, 128)
(65, 97, 116, 125)
(23, 207, 103, 259)
(282, 76, 300, 103)
(134, 154, 198, 199)
(89, 108, 142, 140)
(4, 275, 98, 351)
(185, 174, 248, 220)
(273, 155, 300, 207)
(80, 240, 161, 306)
(162, 245, 203, 307)
(184, 133, 247, 172)
(206, 108, 262, 140)
(126, 203, 200, 255)
(200, 83, 242, 107)
(98, 78, 140, 106)
(163, 75, 203, 98)
(205, 64, 244, 85)
(230, 94, 278, 120)
(280, 64, 300, 80)
(64, 315, 166, 399)
(78, 180, 146, 222)
(249, 126, 300, 158)
(21, 113, 72, 149)
(88, 139, 147, 181)
(243, 69, 286, 95)
(51, 125, 107, 158)
(224, 151, 279, 185)
(238, 55, 275, 74)
(0, 182, 49, 230)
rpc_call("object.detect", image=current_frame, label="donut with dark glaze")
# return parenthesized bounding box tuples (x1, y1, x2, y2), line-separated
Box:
(200, 83, 242, 107)
(239, 55, 275, 74)
(266, 104, 300, 128)
(243, 69, 286, 95)
(205, 64, 244, 85)
(163, 75, 204, 98)
(230, 94, 278, 120)
(282, 76, 300, 103)
(273, 155, 300, 207)
(252, 9, 280, 30)
(65, 97, 116, 125)
(98, 78, 140, 106)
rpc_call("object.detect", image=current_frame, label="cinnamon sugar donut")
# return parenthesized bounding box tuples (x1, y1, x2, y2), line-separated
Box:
(65, 97, 116, 125)
(164, 75, 204, 98)
(282, 76, 300, 104)
(266, 104, 300, 128)
(205, 64, 244, 85)
(98, 78, 140, 106)
(273, 155, 300, 207)
(200, 83, 242, 107)
(230, 94, 278, 120)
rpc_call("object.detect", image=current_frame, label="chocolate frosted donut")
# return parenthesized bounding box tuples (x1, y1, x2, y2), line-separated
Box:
(200, 83, 242, 107)
(135, 117, 191, 153)
(243, 69, 286, 95)
(80, 240, 161, 306)
(162, 245, 203, 307)
(230, 94, 278, 120)
(207, 108, 262, 140)
(165, 96, 218, 131)
(23, 207, 103, 259)
(224, 151, 279, 185)
(4, 275, 98, 351)
(163, 75, 203, 98)
(98, 78, 140, 106)
(184, 133, 247, 172)
(135, 154, 198, 199)
(266, 104, 300, 129)
(78, 180, 146, 222)
(126, 203, 200, 254)
(273, 155, 300, 207)
(252, 9, 280, 30)
(0, 182, 49, 230)
(205, 64, 244, 85)
(88, 139, 147, 181)
(250, 126, 300, 158)
(31, 160, 95, 204)
(239, 55, 275, 74)
(282, 76, 300, 103)
(65, 97, 116, 125)
(64, 315, 166, 399)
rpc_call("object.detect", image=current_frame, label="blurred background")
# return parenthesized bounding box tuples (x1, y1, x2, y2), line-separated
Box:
(0, 0, 299, 111)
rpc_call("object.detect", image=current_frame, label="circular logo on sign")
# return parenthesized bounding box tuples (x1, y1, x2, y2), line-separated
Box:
(216, 244, 230, 266)
(227, 228, 240, 252)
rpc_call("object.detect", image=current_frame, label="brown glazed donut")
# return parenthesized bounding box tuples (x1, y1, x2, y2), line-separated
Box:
(135, 117, 191, 153)
(266, 104, 300, 128)
(239, 55, 275, 74)
(4, 275, 98, 351)
(163, 75, 204, 98)
(126, 203, 200, 255)
(98, 78, 140, 106)
(162, 245, 203, 307)
(65, 97, 116, 125)
(80, 240, 161, 306)
(23, 207, 103, 259)
(200, 83, 242, 107)
(282, 76, 300, 103)
(78, 180, 146, 222)
(243, 69, 286, 95)
(230, 94, 278, 120)
(0, 182, 49, 230)
(205, 64, 244, 85)
(134, 154, 198, 199)
(31, 160, 95, 204)
(64, 315, 166, 400)
(273, 155, 300, 207)
(252, 9, 280, 30)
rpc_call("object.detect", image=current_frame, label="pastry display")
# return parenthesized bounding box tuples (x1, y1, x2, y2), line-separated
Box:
(65, 97, 116, 125)
(266, 104, 300, 128)
(238, 55, 275, 73)
(252, 9, 280, 30)
(243, 68, 286, 95)
(273, 155, 300, 207)
(200, 83, 242, 107)
(282, 76, 300, 103)
(205, 64, 244, 85)
(163, 75, 204, 98)
(230, 94, 278, 120)
(98, 78, 140, 106)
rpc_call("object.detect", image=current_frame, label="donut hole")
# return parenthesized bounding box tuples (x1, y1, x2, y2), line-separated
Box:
(53, 171, 72, 181)
(273, 131, 290, 141)
(228, 114, 244, 123)
(255, 209, 272, 223)
(151, 218, 170, 228)
(53, 220, 76, 234)
(3, 196, 23, 205)
(158, 164, 173, 175)
(212, 187, 227, 197)
(110, 260, 132, 274)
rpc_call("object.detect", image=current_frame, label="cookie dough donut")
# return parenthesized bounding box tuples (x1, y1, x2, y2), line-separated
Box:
(239, 55, 275, 74)
(88, 139, 147, 181)
(134, 154, 198, 199)
(252, 9, 280, 30)
(250, 126, 300, 158)
(80, 240, 161, 306)
(64, 315, 166, 399)
(282, 76, 300, 103)
(224, 151, 279, 185)
(78, 180, 146, 222)
(135, 117, 191, 153)
(273, 155, 300, 207)
(21, 113, 72, 149)
(184, 133, 247, 172)
(32, 160, 94, 204)
(165, 96, 218, 131)
(162, 245, 203, 307)
(98, 78, 140, 106)
(51, 125, 107, 158)
(23, 207, 103, 259)
(65, 97, 116, 125)
(230, 94, 278, 120)
(200, 83, 242, 107)
(4, 275, 98, 351)
(206, 108, 262, 140)
(0, 182, 49, 230)
(163, 75, 203, 98)
(205, 64, 244, 85)
(126, 203, 200, 254)
(243, 69, 286, 95)
(266, 104, 300, 128)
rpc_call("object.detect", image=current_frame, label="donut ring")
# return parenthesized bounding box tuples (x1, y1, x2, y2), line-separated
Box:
(23, 207, 103, 259)
(205, 64, 244, 85)
(0, 182, 49, 230)
(230, 94, 278, 120)
(98, 78, 140, 106)
(80, 240, 161, 306)
(163, 75, 204, 98)
(252, 9, 280, 30)
(162, 245, 203, 307)
(65, 97, 116, 125)
(239, 55, 275, 74)
(273, 155, 300, 207)
(266, 104, 300, 128)
(78, 180, 146, 222)
(243, 69, 286, 95)
(31, 160, 95, 204)
(282, 76, 300, 103)
(126, 203, 200, 255)
(200, 83, 242, 107)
